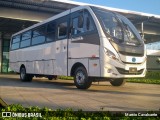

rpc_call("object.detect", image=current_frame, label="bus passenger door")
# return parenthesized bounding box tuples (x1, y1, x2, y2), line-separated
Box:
(55, 15, 69, 76)
(68, 9, 100, 76)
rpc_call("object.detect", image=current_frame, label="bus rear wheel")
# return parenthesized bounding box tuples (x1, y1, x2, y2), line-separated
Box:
(110, 79, 126, 86)
(20, 67, 33, 82)
(74, 66, 92, 89)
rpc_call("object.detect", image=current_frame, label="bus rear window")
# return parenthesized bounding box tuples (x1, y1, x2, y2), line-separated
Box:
(11, 35, 20, 50)
(12, 35, 20, 43)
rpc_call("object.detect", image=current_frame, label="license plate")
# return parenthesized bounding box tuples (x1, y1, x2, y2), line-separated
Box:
(129, 67, 137, 73)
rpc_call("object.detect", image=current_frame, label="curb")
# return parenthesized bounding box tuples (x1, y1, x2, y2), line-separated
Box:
(0, 97, 7, 107)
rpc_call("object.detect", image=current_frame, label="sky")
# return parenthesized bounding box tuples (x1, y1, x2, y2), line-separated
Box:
(63, 0, 160, 15)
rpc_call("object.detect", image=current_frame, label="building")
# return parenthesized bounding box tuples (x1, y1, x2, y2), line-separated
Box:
(0, 0, 160, 73)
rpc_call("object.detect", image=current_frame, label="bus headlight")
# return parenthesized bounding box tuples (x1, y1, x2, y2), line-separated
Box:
(104, 47, 120, 61)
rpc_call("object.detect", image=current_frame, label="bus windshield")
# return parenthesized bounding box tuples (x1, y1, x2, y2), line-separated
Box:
(92, 7, 142, 46)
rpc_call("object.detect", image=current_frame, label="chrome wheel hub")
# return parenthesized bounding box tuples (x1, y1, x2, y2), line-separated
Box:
(76, 71, 85, 85)
(20, 68, 25, 79)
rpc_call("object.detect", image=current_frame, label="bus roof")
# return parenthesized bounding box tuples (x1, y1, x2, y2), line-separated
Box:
(12, 4, 160, 37)
(51, 0, 160, 19)
(12, 5, 94, 37)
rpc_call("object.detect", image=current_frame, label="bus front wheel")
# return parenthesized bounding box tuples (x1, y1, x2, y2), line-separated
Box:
(74, 66, 92, 89)
(20, 67, 33, 82)
(110, 79, 126, 86)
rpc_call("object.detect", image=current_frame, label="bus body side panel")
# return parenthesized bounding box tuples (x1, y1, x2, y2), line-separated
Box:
(43, 60, 54, 75)
(9, 50, 23, 73)
(54, 39, 68, 76)
(9, 61, 20, 73)
(26, 61, 34, 74)
(42, 42, 56, 75)
(10, 42, 56, 75)
(34, 61, 44, 74)
(54, 14, 70, 76)
(68, 43, 100, 77)
(68, 58, 100, 77)
(68, 58, 89, 75)
(88, 58, 100, 76)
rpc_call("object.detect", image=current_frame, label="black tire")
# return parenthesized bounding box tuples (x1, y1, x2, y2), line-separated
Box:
(48, 76, 53, 80)
(74, 66, 92, 89)
(110, 79, 126, 86)
(20, 67, 33, 82)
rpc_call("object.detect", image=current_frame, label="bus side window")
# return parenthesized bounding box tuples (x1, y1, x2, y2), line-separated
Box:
(20, 30, 31, 48)
(72, 17, 84, 35)
(32, 25, 46, 45)
(72, 10, 95, 36)
(46, 21, 56, 42)
(58, 22, 67, 39)
(84, 10, 94, 32)
(11, 35, 21, 50)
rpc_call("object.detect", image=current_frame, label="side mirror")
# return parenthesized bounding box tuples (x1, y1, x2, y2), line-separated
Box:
(78, 15, 83, 28)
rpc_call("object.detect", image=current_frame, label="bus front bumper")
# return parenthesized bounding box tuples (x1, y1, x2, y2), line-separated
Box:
(102, 60, 146, 78)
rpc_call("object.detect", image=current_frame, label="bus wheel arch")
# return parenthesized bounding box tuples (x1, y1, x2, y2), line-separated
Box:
(71, 63, 92, 89)
(20, 64, 25, 72)
(70, 62, 86, 77)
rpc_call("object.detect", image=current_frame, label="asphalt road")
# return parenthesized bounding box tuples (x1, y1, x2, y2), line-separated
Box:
(0, 74, 160, 111)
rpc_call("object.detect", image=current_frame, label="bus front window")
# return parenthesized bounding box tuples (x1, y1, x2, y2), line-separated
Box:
(97, 10, 123, 42)
(92, 7, 143, 46)
(117, 14, 142, 45)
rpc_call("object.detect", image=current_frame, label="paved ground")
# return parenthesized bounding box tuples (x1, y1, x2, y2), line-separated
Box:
(0, 74, 160, 111)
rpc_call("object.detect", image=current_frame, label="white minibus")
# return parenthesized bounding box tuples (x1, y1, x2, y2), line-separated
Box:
(9, 6, 146, 89)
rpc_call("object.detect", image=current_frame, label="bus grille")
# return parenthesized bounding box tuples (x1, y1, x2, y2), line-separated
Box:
(119, 51, 144, 57)
(116, 67, 144, 75)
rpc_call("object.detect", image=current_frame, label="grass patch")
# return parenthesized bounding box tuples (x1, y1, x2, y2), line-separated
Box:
(0, 104, 159, 119)
(127, 71, 160, 84)
(127, 79, 160, 84)
(58, 76, 73, 80)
